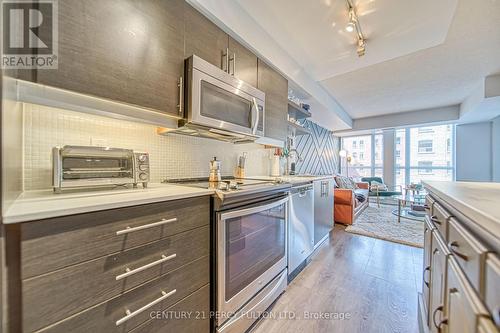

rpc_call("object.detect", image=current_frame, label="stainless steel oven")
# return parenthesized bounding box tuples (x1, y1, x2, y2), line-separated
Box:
(216, 195, 288, 333)
(179, 55, 265, 141)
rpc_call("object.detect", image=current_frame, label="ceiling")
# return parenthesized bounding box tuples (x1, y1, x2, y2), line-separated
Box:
(236, 0, 500, 120)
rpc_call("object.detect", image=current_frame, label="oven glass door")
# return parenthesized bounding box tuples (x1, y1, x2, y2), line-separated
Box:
(191, 68, 264, 136)
(61, 156, 134, 180)
(218, 196, 287, 314)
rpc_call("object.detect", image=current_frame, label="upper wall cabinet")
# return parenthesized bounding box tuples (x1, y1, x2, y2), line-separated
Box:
(25, 0, 185, 117)
(184, 5, 258, 87)
(184, 3, 228, 70)
(257, 59, 288, 141)
(228, 37, 258, 87)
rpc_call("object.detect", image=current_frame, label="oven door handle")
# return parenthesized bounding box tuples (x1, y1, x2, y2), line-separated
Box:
(219, 196, 289, 221)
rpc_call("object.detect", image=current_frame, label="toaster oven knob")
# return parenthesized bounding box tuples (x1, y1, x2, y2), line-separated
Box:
(139, 172, 148, 181)
(139, 164, 148, 171)
(137, 154, 148, 162)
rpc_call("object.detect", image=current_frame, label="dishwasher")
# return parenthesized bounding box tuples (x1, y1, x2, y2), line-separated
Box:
(288, 183, 314, 276)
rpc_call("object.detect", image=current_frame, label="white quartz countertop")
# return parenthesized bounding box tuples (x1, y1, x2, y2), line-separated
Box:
(3, 183, 214, 224)
(423, 181, 500, 237)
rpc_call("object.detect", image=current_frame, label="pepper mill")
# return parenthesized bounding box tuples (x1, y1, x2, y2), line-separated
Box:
(209, 157, 221, 182)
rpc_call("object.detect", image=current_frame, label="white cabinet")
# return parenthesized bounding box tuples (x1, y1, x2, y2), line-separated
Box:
(446, 258, 489, 333)
(429, 231, 449, 333)
(420, 190, 499, 333)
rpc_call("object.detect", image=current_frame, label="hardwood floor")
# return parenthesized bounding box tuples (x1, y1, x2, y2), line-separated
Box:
(252, 224, 423, 333)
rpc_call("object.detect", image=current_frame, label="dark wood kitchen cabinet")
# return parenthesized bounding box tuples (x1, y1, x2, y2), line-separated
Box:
(3, 196, 210, 333)
(184, 5, 258, 86)
(184, 3, 228, 70)
(257, 59, 288, 142)
(228, 36, 258, 87)
(32, 0, 185, 117)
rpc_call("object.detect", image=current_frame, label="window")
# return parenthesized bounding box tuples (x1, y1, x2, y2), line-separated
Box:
(418, 161, 433, 174)
(395, 125, 455, 188)
(341, 135, 379, 178)
(418, 140, 433, 153)
(396, 137, 401, 145)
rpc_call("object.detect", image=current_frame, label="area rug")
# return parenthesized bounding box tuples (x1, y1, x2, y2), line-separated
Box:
(345, 203, 424, 248)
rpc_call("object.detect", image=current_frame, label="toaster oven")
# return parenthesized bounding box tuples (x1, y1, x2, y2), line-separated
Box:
(52, 145, 150, 193)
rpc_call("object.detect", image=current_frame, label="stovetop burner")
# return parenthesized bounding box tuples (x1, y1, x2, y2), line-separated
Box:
(163, 177, 285, 191)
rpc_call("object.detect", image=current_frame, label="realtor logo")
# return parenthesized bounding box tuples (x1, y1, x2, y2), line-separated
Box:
(2, 0, 58, 69)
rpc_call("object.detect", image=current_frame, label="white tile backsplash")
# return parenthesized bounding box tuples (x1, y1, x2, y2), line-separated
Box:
(23, 103, 272, 190)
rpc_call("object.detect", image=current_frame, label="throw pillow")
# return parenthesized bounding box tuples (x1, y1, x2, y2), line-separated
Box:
(348, 177, 358, 189)
(336, 175, 355, 189)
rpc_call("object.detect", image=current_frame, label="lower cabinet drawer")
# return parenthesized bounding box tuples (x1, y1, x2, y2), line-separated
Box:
(21, 196, 210, 278)
(484, 253, 500, 327)
(425, 195, 435, 215)
(36, 255, 209, 333)
(429, 202, 450, 238)
(447, 218, 487, 291)
(130, 284, 210, 333)
(446, 258, 489, 333)
(22, 226, 209, 332)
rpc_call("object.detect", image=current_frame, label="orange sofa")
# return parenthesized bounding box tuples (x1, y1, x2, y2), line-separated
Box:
(333, 179, 370, 225)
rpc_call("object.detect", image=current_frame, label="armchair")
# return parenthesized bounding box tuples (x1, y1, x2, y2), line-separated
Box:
(360, 177, 402, 207)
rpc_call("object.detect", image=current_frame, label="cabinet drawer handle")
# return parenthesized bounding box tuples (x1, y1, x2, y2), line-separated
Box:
(423, 266, 431, 288)
(116, 218, 177, 235)
(430, 215, 441, 225)
(229, 52, 236, 75)
(222, 48, 229, 73)
(115, 289, 177, 326)
(448, 241, 468, 261)
(432, 305, 447, 330)
(115, 254, 177, 281)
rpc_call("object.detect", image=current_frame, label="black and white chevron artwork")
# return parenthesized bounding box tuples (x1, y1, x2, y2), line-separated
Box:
(294, 120, 340, 175)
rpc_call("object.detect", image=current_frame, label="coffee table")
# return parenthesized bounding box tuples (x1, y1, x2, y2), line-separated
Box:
(391, 193, 426, 223)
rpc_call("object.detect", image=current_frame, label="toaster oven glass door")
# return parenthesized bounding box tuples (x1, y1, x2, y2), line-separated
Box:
(62, 156, 134, 180)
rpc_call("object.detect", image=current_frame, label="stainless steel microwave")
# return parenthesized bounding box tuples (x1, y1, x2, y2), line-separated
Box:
(174, 55, 265, 142)
(52, 145, 150, 193)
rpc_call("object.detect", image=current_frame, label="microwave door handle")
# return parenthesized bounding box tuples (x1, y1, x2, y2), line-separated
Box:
(251, 97, 259, 135)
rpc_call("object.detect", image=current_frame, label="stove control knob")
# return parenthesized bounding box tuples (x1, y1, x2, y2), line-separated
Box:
(218, 182, 229, 191)
(137, 154, 148, 162)
(139, 173, 148, 181)
(139, 164, 148, 171)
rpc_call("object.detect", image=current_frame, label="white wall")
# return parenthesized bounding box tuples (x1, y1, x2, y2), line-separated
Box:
(456, 122, 492, 182)
(493, 116, 500, 182)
